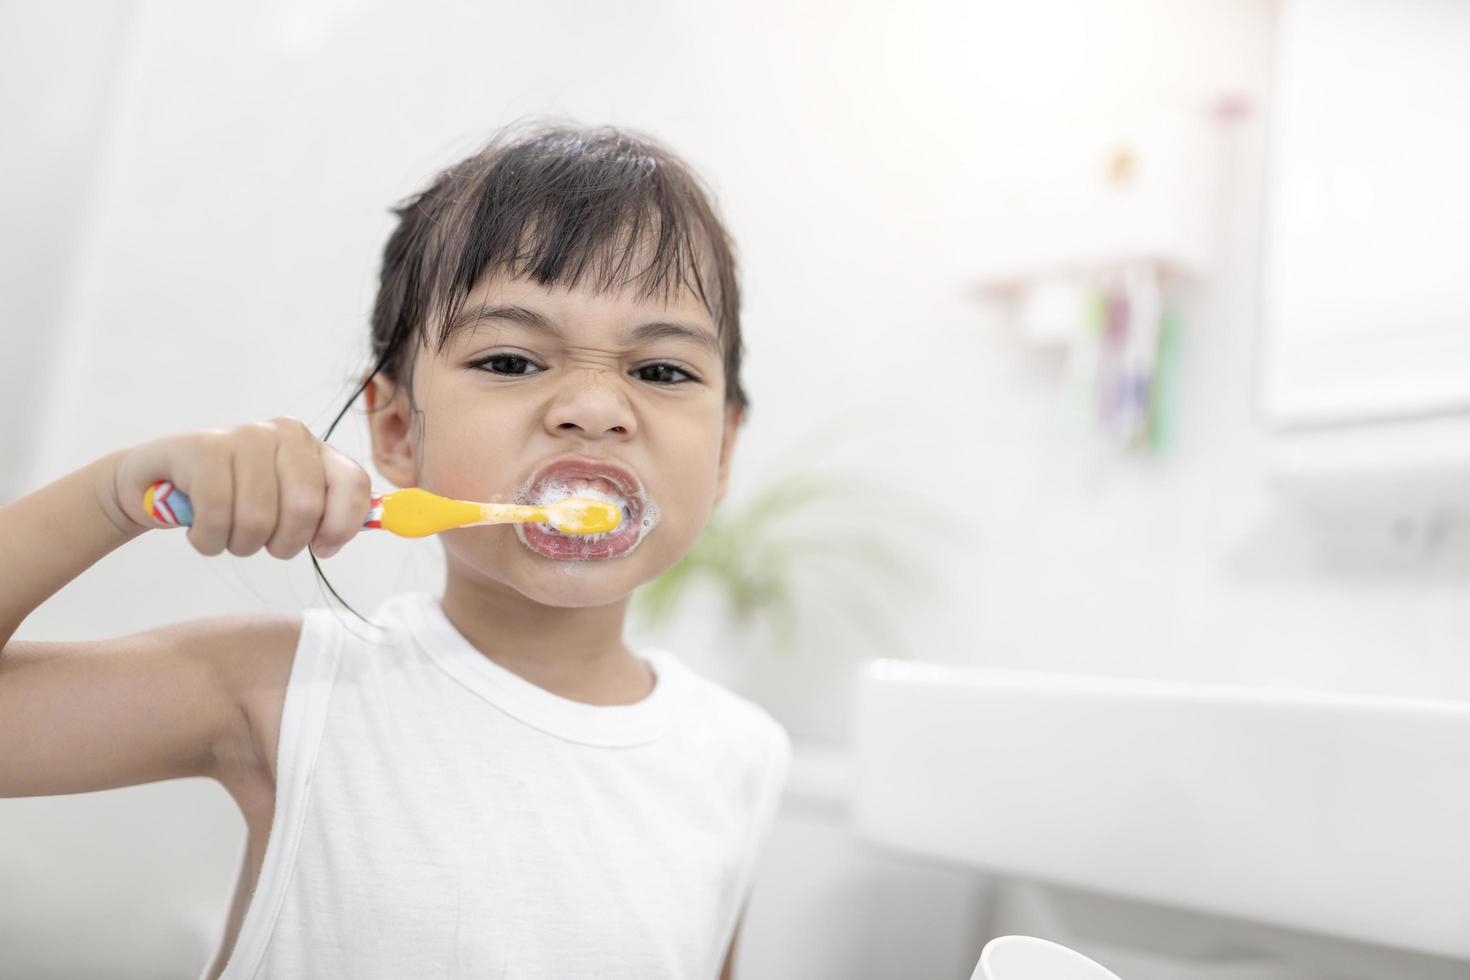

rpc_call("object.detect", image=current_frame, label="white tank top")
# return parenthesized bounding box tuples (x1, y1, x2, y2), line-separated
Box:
(209, 590, 791, 980)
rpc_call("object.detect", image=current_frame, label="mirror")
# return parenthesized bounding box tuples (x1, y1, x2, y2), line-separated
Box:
(1260, 0, 1470, 428)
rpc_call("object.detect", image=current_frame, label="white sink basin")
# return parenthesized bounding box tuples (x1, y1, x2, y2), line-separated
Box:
(852, 661, 1470, 960)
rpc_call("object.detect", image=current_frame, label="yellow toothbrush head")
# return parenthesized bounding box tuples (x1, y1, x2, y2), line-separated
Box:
(543, 497, 623, 535)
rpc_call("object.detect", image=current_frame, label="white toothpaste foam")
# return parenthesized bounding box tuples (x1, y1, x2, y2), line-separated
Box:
(511, 473, 661, 559)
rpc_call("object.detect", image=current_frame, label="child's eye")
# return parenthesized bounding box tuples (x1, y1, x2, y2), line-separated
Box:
(473, 354, 542, 377)
(633, 362, 698, 385)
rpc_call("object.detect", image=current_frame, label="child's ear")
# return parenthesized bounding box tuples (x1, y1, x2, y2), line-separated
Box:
(363, 373, 416, 488)
(713, 403, 742, 505)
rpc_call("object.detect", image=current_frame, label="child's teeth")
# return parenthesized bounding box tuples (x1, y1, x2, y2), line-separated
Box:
(541, 479, 626, 505)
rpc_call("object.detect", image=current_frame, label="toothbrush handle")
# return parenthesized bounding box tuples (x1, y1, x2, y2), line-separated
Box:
(143, 480, 384, 529)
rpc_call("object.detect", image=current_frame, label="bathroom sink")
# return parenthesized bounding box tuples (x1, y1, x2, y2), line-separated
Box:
(852, 661, 1470, 960)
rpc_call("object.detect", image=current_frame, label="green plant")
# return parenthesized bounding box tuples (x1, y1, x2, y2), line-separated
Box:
(633, 462, 945, 656)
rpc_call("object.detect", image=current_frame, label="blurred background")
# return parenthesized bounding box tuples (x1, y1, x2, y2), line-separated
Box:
(3, 0, 1470, 977)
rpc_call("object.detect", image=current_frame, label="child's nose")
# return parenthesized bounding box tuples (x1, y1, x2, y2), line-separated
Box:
(544, 369, 636, 438)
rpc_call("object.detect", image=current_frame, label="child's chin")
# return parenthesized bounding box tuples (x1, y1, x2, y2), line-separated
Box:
(513, 560, 643, 607)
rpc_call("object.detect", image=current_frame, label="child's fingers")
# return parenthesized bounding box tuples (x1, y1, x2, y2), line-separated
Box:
(121, 417, 367, 562)
(184, 436, 235, 557)
(227, 423, 283, 557)
(265, 419, 328, 559)
(311, 444, 373, 559)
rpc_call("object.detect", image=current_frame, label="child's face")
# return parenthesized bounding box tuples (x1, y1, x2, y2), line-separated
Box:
(366, 269, 739, 608)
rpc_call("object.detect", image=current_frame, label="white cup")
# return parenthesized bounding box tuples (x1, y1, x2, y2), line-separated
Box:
(972, 935, 1122, 980)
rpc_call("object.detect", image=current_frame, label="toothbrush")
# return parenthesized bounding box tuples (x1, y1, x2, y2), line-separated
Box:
(142, 482, 622, 538)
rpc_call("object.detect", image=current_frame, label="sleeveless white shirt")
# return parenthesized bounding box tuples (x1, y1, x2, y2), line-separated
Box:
(209, 591, 791, 980)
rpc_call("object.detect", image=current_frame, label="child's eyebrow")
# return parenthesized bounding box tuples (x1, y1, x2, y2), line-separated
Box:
(446, 303, 720, 357)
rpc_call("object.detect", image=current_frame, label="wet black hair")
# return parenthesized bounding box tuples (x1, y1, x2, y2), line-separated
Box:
(308, 118, 746, 622)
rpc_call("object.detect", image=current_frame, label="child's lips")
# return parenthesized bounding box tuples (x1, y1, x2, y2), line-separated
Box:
(518, 512, 643, 559)
(518, 457, 644, 511)
(512, 456, 656, 560)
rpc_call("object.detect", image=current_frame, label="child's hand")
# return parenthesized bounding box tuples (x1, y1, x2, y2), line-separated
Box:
(106, 417, 374, 559)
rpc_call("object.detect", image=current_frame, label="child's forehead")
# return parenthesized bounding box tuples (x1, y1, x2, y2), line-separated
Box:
(426, 270, 721, 364)
(459, 271, 714, 331)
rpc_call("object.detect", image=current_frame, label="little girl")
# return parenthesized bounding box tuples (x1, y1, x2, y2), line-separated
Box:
(0, 120, 790, 980)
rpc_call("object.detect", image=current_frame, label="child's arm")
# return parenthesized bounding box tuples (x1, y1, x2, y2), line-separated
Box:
(0, 447, 148, 649)
(0, 418, 371, 798)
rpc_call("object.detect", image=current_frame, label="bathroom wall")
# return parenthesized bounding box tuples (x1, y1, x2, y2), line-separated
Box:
(0, 0, 133, 502)
(4, 0, 1466, 977)
(20, 0, 1468, 723)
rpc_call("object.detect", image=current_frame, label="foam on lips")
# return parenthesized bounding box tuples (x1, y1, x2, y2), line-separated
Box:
(511, 463, 662, 558)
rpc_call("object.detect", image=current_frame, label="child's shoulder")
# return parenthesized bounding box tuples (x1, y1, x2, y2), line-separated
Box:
(651, 650, 791, 759)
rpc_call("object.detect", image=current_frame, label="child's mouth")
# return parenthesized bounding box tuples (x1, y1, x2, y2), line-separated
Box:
(513, 464, 660, 561)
